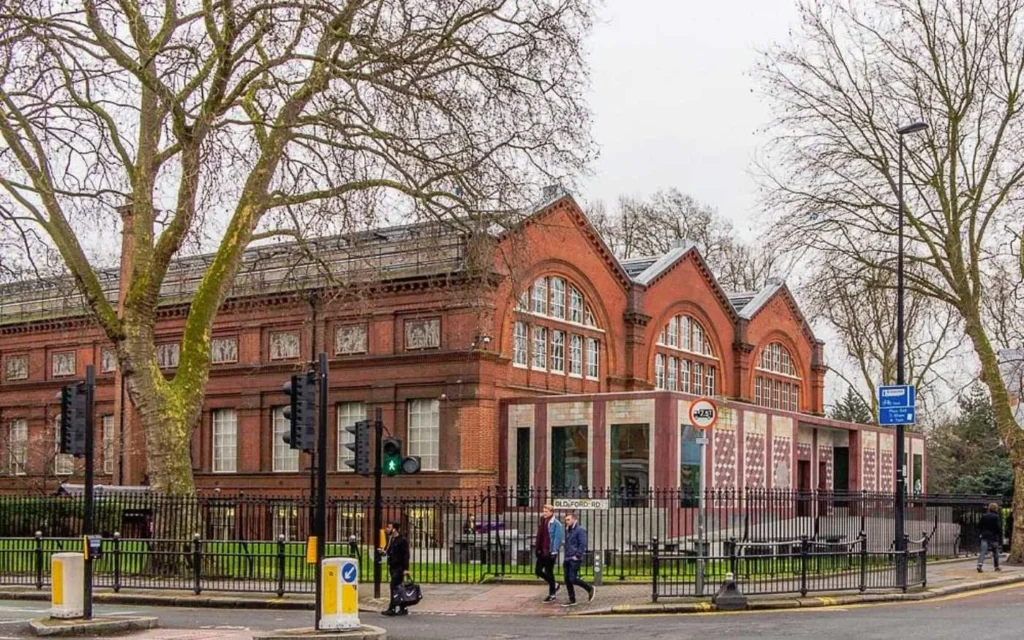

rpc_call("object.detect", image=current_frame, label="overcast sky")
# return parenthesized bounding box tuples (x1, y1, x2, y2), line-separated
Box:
(579, 0, 800, 241)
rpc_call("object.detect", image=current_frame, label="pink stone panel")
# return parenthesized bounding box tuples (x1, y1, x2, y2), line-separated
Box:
(772, 436, 793, 489)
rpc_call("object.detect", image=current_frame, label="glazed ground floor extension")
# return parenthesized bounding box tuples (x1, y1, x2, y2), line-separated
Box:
(501, 391, 926, 499)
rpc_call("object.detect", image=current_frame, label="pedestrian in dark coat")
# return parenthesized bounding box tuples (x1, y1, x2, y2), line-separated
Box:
(561, 512, 595, 607)
(382, 521, 411, 615)
(978, 503, 1003, 572)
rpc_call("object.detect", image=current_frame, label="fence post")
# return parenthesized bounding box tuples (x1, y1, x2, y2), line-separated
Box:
(859, 530, 867, 593)
(192, 533, 202, 595)
(901, 533, 909, 593)
(799, 535, 809, 597)
(34, 531, 43, 590)
(112, 532, 122, 593)
(276, 534, 286, 598)
(728, 537, 738, 577)
(486, 487, 493, 579)
(349, 535, 359, 577)
(921, 536, 929, 589)
(651, 536, 659, 603)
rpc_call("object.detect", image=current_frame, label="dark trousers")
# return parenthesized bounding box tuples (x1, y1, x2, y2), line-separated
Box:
(387, 570, 406, 611)
(535, 554, 557, 595)
(563, 559, 591, 602)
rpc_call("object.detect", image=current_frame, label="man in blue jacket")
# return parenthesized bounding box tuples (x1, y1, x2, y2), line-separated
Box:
(562, 512, 595, 606)
(535, 504, 564, 602)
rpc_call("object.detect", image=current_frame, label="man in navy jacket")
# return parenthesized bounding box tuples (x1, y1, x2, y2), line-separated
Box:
(561, 512, 595, 606)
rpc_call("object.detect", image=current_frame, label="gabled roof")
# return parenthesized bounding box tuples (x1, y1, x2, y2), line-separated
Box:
(620, 241, 696, 286)
(728, 278, 818, 343)
(728, 277, 785, 320)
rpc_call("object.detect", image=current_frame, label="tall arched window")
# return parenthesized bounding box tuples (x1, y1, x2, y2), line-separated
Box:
(514, 276, 603, 382)
(754, 342, 801, 411)
(654, 314, 718, 395)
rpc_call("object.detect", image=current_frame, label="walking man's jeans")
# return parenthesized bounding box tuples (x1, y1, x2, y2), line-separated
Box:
(387, 570, 406, 612)
(563, 558, 592, 602)
(535, 555, 557, 595)
(978, 538, 1001, 569)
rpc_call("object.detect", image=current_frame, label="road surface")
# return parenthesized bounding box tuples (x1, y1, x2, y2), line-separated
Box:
(1, 583, 1023, 638)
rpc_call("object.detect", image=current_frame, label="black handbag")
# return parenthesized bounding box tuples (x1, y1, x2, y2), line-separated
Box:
(395, 578, 423, 607)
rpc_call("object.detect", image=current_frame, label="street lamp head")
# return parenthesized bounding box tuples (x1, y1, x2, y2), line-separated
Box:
(897, 121, 928, 136)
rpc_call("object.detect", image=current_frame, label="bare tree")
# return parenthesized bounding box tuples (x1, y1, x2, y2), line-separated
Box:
(0, 0, 595, 495)
(803, 255, 961, 420)
(759, 0, 1024, 558)
(588, 188, 784, 291)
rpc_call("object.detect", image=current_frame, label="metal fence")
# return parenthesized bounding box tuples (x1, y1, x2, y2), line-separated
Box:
(651, 533, 930, 600)
(0, 488, 1007, 594)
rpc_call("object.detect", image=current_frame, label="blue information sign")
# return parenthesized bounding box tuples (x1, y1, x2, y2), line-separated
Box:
(878, 385, 916, 426)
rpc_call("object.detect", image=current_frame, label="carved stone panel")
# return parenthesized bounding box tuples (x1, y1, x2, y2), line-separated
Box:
(101, 348, 117, 373)
(270, 331, 300, 360)
(157, 343, 180, 369)
(211, 337, 239, 364)
(404, 318, 440, 351)
(4, 355, 28, 381)
(52, 352, 76, 377)
(335, 325, 368, 355)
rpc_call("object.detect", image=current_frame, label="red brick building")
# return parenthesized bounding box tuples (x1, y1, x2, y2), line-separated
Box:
(0, 193, 925, 496)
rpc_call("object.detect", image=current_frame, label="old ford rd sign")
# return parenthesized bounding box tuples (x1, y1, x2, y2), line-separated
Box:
(689, 398, 718, 430)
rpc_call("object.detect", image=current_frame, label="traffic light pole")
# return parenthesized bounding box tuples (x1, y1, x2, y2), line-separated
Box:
(315, 353, 328, 630)
(373, 407, 383, 599)
(83, 365, 95, 620)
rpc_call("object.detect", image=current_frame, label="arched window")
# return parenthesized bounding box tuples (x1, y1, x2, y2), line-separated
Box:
(654, 314, 718, 395)
(754, 342, 801, 411)
(513, 276, 602, 382)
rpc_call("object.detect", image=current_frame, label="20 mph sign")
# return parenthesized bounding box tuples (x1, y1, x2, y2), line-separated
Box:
(689, 398, 718, 430)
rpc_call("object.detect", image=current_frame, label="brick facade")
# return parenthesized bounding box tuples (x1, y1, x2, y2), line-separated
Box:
(0, 194, 925, 495)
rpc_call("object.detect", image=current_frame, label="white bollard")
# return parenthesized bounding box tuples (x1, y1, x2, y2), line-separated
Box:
(320, 557, 360, 631)
(50, 552, 84, 619)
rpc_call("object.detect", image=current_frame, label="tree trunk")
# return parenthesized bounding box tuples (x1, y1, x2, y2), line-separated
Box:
(960, 309, 1024, 563)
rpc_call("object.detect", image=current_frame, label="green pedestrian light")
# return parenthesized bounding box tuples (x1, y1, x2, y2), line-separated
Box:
(382, 438, 402, 477)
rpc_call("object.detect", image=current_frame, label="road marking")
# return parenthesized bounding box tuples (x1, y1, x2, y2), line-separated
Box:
(0, 620, 32, 626)
(599, 580, 1024, 618)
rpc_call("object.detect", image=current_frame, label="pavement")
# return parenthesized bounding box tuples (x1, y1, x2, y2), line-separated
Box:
(0, 557, 1020, 619)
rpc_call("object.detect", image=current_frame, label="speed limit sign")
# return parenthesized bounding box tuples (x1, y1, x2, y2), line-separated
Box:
(689, 398, 718, 430)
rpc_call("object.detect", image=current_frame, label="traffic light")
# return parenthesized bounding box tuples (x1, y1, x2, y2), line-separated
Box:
(59, 382, 87, 457)
(345, 420, 371, 475)
(382, 438, 402, 477)
(282, 372, 315, 452)
(381, 436, 421, 476)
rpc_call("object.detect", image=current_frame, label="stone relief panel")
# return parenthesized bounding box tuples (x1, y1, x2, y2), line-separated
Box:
(157, 343, 180, 369)
(335, 325, 368, 355)
(101, 348, 117, 373)
(52, 352, 76, 377)
(211, 337, 238, 364)
(270, 331, 300, 360)
(404, 318, 440, 350)
(4, 355, 28, 381)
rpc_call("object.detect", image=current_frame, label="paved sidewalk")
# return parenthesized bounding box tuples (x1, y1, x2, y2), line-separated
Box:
(1, 557, 1021, 618)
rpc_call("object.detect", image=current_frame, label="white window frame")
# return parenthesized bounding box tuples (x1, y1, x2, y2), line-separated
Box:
(513, 322, 528, 367)
(272, 407, 300, 472)
(705, 364, 716, 395)
(53, 414, 74, 476)
(8, 419, 27, 476)
(655, 354, 666, 389)
(532, 326, 547, 370)
(667, 316, 679, 347)
(408, 399, 440, 471)
(586, 338, 599, 380)
(550, 278, 566, 319)
(693, 361, 704, 396)
(102, 415, 115, 475)
(532, 278, 548, 315)
(667, 356, 678, 391)
(681, 359, 691, 393)
(212, 409, 238, 473)
(337, 402, 366, 472)
(550, 330, 565, 373)
(569, 335, 583, 377)
(569, 287, 584, 324)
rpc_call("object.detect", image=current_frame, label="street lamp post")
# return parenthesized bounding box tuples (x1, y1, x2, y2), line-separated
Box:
(895, 120, 927, 579)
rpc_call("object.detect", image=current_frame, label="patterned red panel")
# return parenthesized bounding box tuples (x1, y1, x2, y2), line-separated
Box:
(796, 442, 813, 461)
(879, 450, 894, 493)
(744, 433, 766, 488)
(713, 429, 737, 488)
(772, 436, 793, 489)
(863, 448, 877, 492)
